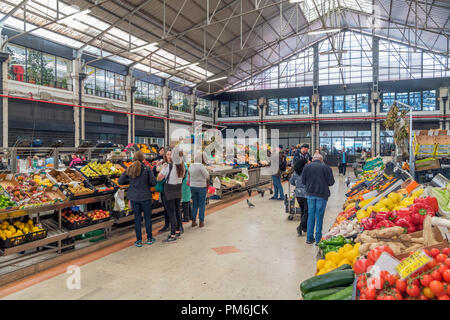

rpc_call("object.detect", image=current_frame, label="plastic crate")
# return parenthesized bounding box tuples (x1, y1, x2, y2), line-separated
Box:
(112, 210, 133, 219)
(0, 234, 26, 248)
(88, 215, 111, 225)
(25, 229, 48, 242)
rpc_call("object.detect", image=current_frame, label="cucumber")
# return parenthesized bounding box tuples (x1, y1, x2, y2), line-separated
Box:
(331, 264, 352, 272)
(300, 269, 355, 294)
(302, 287, 348, 300)
(321, 285, 354, 300)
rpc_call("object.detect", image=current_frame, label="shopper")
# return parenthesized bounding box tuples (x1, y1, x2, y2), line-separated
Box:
(270, 149, 286, 200)
(289, 158, 308, 236)
(69, 154, 82, 167)
(181, 160, 191, 223)
(301, 153, 335, 245)
(154, 147, 165, 162)
(118, 151, 157, 247)
(189, 152, 210, 228)
(294, 144, 312, 165)
(337, 148, 348, 176)
(157, 148, 185, 242)
(156, 155, 171, 234)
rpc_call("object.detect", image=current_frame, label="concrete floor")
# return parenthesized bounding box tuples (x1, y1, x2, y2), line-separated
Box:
(3, 171, 348, 300)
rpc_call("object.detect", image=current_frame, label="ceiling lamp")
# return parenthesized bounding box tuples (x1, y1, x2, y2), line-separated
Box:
(308, 28, 341, 35)
(206, 76, 227, 83)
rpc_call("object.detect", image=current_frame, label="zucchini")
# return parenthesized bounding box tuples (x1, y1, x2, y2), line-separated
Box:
(321, 285, 354, 300)
(331, 264, 352, 272)
(300, 269, 354, 294)
(302, 287, 348, 300)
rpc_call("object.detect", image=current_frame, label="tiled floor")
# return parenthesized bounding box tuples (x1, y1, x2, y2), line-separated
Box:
(3, 171, 348, 300)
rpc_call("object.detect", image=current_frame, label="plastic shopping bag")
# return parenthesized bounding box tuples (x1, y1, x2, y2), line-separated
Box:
(113, 189, 125, 211)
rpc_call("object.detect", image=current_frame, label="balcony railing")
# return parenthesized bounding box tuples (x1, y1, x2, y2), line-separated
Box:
(84, 87, 126, 101)
(8, 73, 73, 91)
(170, 103, 191, 114)
(135, 97, 163, 108)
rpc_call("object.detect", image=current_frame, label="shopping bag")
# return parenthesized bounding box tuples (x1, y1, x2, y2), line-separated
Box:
(113, 189, 125, 211)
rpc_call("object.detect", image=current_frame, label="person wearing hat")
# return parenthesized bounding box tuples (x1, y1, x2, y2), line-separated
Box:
(294, 143, 312, 165)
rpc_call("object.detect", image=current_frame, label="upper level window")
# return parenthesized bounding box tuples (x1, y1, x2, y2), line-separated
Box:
(267, 98, 278, 115)
(423, 90, 437, 111)
(410, 92, 421, 111)
(220, 101, 230, 117)
(84, 66, 126, 101)
(135, 80, 163, 108)
(321, 96, 333, 114)
(230, 101, 239, 117)
(382, 92, 395, 111)
(239, 101, 248, 116)
(345, 94, 356, 112)
(357, 93, 369, 112)
(248, 100, 258, 116)
(289, 98, 299, 115)
(334, 96, 344, 113)
(7, 43, 72, 90)
(299, 97, 310, 114)
(196, 98, 211, 116)
(279, 98, 289, 115)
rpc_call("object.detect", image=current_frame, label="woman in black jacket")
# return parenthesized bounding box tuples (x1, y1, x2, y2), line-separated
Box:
(118, 151, 157, 247)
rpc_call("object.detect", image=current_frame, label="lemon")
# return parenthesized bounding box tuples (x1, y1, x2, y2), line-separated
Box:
(316, 259, 326, 270)
(27, 220, 33, 226)
(4, 230, 12, 238)
(23, 227, 29, 234)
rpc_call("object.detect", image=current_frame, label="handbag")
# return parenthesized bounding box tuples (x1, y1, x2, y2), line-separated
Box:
(155, 163, 172, 193)
(162, 164, 182, 200)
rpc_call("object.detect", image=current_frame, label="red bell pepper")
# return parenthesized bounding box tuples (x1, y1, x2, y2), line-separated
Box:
(424, 196, 439, 213)
(395, 208, 411, 222)
(410, 203, 434, 226)
(361, 217, 377, 230)
(413, 197, 428, 205)
(395, 217, 415, 233)
(376, 219, 396, 229)
(376, 211, 390, 223)
(387, 211, 398, 221)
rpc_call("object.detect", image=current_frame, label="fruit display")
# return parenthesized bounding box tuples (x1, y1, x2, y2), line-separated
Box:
(0, 219, 46, 247)
(6, 185, 32, 204)
(81, 161, 117, 177)
(137, 144, 151, 154)
(0, 193, 16, 210)
(87, 209, 110, 222)
(16, 173, 53, 188)
(65, 169, 84, 182)
(61, 208, 91, 229)
(354, 246, 450, 300)
(49, 170, 71, 184)
(67, 183, 94, 196)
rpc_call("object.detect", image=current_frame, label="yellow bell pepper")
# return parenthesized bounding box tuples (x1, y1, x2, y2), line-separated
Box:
(317, 259, 325, 270)
(343, 247, 359, 262)
(387, 192, 401, 204)
(338, 258, 352, 267)
(356, 209, 369, 222)
(412, 188, 424, 198)
(343, 243, 353, 252)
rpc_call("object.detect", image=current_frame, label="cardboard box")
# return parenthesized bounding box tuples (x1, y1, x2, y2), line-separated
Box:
(395, 226, 448, 260)
(415, 158, 441, 172)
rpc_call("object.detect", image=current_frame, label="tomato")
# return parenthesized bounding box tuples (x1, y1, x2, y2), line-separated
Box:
(354, 259, 371, 275)
(396, 279, 407, 292)
(423, 287, 435, 298)
(368, 248, 384, 264)
(431, 270, 442, 281)
(445, 269, 450, 283)
(360, 286, 367, 296)
(442, 247, 450, 255)
(359, 293, 366, 300)
(386, 274, 396, 286)
(445, 258, 450, 268)
(358, 274, 367, 282)
(380, 270, 390, 280)
(376, 295, 384, 300)
(357, 280, 366, 291)
(419, 295, 429, 300)
(411, 278, 420, 287)
(438, 294, 450, 300)
(430, 248, 440, 258)
(384, 295, 395, 300)
(420, 274, 433, 287)
(365, 288, 376, 300)
(436, 253, 447, 263)
(429, 280, 444, 295)
(406, 284, 420, 297)
(427, 259, 438, 269)
(395, 292, 403, 300)
(438, 264, 448, 275)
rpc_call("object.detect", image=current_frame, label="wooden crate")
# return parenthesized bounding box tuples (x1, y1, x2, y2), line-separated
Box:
(395, 226, 448, 260)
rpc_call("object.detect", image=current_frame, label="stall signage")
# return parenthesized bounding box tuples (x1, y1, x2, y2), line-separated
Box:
(395, 250, 432, 279)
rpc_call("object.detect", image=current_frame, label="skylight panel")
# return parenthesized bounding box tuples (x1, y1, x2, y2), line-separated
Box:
(299, 0, 372, 23)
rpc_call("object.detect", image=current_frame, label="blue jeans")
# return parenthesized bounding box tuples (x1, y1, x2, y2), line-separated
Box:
(272, 175, 284, 199)
(131, 199, 153, 242)
(191, 186, 207, 222)
(306, 196, 328, 243)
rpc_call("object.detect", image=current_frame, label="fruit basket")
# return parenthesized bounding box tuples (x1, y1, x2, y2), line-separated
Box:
(64, 168, 86, 183)
(86, 176, 117, 195)
(25, 228, 48, 242)
(0, 174, 19, 190)
(0, 233, 26, 248)
(63, 181, 97, 200)
(87, 209, 111, 224)
(48, 169, 72, 185)
(59, 208, 92, 230)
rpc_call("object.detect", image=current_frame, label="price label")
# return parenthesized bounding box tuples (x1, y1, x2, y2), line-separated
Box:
(395, 250, 432, 279)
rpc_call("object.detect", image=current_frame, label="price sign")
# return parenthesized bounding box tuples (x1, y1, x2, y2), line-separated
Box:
(395, 250, 432, 279)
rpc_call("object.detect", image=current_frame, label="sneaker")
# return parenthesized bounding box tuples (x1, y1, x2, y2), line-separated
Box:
(163, 236, 176, 243)
(176, 232, 181, 238)
(269, 197, 277, 200)
(296, 226, 302, 236)
(146, 238, 155, 245)
(277, 198, 284, 200)
(158, 226, 169, 233)
(134, 240, 143, 247)
(192, 220, 198, 227)
(199, 221, 204, 228)
(306, 239, 315, 244)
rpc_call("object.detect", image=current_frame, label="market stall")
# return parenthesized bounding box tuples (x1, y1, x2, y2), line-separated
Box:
(299, 157, 450, 300)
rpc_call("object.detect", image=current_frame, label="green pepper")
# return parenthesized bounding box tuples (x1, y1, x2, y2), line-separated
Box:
(321, 236, 345, 246)
(323, 245, 341, 255)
